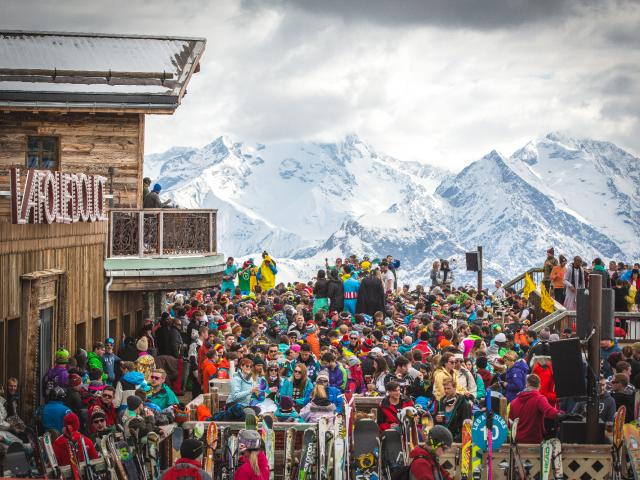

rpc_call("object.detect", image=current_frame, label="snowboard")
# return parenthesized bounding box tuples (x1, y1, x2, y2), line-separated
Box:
(171, 426, 184, 466)
(115, 438, 140, 480)
(624, 423, 640, 480)
(400, 407, 419, 461)
(334, 414, 346, 480)
(244, 407, 258, 431)
(99, 435, 120, 480)
(420, 410, 433, 444)
(146, 431, 161, 480)
(1, 441, 33, 478)
(284, 427, 296, 480)
(612, 406, 626, 480)
(203, 422, 218, 475)
(381, 429, 404, 480)
(352, 418, 380, 480)
(460, 418, 472, 480)
(298, 428, 317, 480)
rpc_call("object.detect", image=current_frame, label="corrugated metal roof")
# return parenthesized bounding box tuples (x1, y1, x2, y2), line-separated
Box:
(0, 30, 206, 112)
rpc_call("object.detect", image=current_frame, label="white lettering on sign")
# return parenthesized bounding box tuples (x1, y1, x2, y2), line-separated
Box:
(10, 167, 108, 224)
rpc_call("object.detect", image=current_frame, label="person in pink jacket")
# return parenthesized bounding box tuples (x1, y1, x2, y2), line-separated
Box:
(234, 429, 269, 480)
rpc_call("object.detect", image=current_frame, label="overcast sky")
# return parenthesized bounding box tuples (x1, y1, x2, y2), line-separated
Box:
(2, 0, 639, 170)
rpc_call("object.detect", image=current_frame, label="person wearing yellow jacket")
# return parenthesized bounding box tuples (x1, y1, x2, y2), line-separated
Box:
(257, 251, 278, 291)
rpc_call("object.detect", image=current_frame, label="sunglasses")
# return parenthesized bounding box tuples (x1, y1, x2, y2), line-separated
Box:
(102, 393, 113, 399)
(150, 375, 162, 380)
(294, 370, 303, 374)
(93, 418, 106, 424)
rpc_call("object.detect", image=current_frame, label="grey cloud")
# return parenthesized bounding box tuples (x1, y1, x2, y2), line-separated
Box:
(243, 0, 606, 30)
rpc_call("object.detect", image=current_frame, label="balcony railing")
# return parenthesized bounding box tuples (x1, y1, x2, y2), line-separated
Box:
(108, 208, 217, 257)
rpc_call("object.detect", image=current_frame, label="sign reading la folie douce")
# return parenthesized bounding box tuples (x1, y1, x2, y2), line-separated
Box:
(10, 167, 108, 225)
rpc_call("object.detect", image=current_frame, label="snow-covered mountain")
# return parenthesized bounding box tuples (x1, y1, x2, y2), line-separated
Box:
(145, 133, 638, 285)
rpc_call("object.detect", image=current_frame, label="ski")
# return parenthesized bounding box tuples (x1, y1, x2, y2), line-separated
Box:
(486, 390, 494, 480)
(99, 436, 119, 480)
(460, 419, 472, 480)
(146, 431, 161, 480)
(80, 436, 98, 480)
(105, 434, 128, 480)
(284, 427, 296, 480)
(510, 418, 526, 480)
(549, 438, 564, 480)
(420, 410, 433, 443)
(344, 393, 354, 480)
(218, 426, 230, 480)
(325, 430, 335, 480)
(352, 418, 380, 480)
(333, 415, 346, 480)
(227, 433, 239, 479)
(42, 431, 64, 479)
(318, 416, 329, 480)
(540, 440, 552, 480)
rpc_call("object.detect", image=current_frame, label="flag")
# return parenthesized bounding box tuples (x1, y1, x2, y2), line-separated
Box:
(522, 272, 536, 299)
(540, 282, 556, 313)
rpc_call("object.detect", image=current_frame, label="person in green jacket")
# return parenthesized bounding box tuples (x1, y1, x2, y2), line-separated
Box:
(148, 368, 179, 410)
(87, 342, 106, 374)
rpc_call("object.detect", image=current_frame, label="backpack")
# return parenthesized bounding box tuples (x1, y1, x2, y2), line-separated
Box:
(390, 455, 430, 480)
(161, 463, 203, 480)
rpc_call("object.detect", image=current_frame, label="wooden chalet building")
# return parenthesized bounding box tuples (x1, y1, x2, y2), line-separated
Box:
(0, 31, 225, 416)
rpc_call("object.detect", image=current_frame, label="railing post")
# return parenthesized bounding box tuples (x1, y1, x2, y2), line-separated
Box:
(209, 212, 214, 253)
(108, 211, 113, 257)
(138, 211, 144, 257)
(158, 211, 164, 256)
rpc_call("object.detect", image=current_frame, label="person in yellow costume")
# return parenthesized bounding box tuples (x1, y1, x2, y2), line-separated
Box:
(257, 251, 278, 291)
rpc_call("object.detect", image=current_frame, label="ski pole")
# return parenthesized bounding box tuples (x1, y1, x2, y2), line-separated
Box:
(486, 389, 493, 480)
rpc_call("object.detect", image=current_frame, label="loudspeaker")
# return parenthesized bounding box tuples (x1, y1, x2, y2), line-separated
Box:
(550, 338, 587, 398)
(559, 420, 606, 444)
(601, 288, 614, 340)
(465, 252, 479, 272)
(576, 288, 590, 340)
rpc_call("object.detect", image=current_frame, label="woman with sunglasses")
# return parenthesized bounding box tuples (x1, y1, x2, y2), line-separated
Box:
(265, 361, 282, 401)
(228, 358, 257, 408)
(279, 363, 313, 410)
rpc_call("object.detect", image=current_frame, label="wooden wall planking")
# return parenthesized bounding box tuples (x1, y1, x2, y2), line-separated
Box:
(0, 111, 144, 215)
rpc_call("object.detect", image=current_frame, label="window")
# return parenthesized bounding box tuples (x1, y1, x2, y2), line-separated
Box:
(122, 314, 131, 338)
(26, 136, 59, 169)
(76, 322, 87, 352)
(109, 319, 117, 343)
(92, 317, 102, 346)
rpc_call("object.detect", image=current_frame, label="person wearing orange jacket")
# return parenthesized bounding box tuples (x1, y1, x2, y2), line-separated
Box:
(201, 349, 219, 394)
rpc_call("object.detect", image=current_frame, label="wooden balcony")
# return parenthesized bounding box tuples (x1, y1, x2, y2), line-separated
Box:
(108, 208, 216, 257)
(105, 208, 224, 291)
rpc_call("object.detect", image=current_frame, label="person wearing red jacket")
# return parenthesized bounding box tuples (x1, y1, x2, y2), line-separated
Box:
(408, 425, 454, 480)
(509, 373, 563, 443)
(376, 381, 414, 431)
(87, 386, 117, 433)
(53, 413, 99, 467)
(532, 360, 557, 407)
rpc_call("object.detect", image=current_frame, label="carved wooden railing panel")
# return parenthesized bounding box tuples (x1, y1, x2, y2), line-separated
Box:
(109, 208, 217, 257)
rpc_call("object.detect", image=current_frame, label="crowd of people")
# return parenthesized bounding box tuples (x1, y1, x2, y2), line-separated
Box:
(2, 249, 640, 479)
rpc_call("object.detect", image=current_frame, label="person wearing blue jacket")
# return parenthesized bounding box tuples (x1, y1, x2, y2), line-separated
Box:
(279, 364, 313, 409)
(41, 387, 71, 433)
(343, 267, 360, 316)
(316, 370, 345, 413)
(320, 352, 348, 392)
(501, 352, 529, 402)
(228, 358, 256, 407)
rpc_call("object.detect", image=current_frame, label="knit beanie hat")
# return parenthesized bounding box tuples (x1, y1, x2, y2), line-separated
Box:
(55, 349, 70, 364)
(136, 336, 149, 352)
(63, 412, 80, 435)
(69, 373, 83, 387)
(279, 396, 294, 413)
(127, 395, 143, 411)
(180, 439, 204, 459)
(238, 429, 262, 451)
